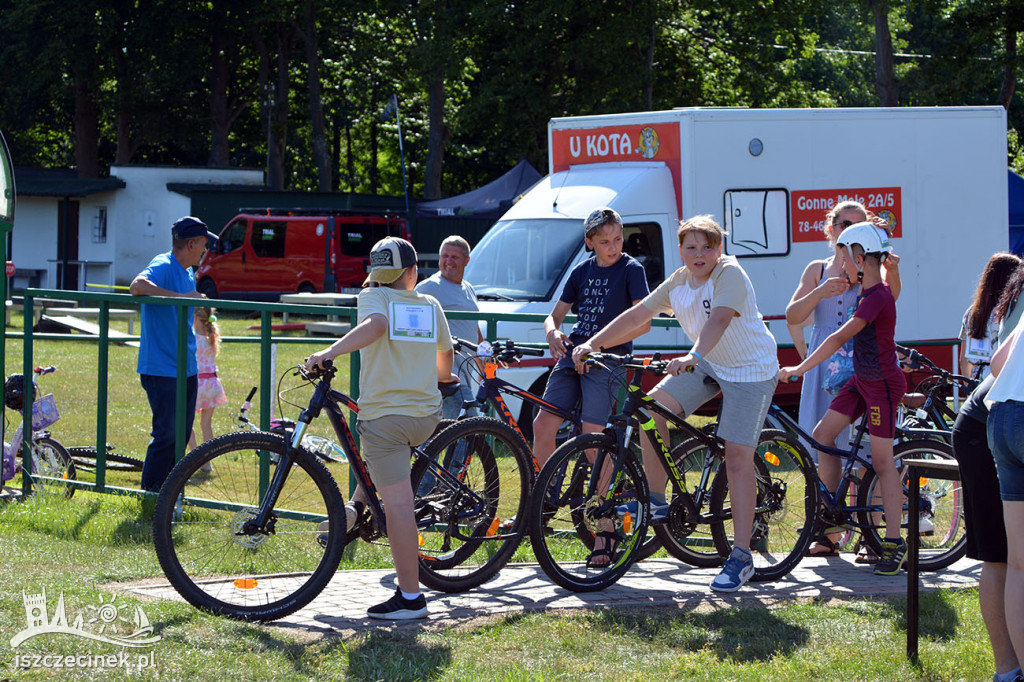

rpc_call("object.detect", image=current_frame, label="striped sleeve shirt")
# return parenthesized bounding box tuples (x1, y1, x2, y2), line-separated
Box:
(642, 256, 778, 382)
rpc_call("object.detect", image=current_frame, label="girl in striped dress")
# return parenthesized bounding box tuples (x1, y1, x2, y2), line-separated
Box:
(188, 307, 227, 464)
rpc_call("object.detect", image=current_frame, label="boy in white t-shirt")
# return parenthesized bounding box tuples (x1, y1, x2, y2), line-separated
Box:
(573, 215, 778, 592)
(306, 237, 458, 620)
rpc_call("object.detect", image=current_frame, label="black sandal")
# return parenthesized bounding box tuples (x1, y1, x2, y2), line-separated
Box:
(586, 531, 620, 568)
(805, 535, 840, 557)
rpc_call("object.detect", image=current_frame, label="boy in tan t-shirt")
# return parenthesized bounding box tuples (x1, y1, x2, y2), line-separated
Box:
(306, 237, 457, 620)
(574, 215, 778, 593)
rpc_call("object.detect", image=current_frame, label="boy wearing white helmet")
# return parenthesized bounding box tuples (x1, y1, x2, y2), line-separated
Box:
(780, 221, 908, 576)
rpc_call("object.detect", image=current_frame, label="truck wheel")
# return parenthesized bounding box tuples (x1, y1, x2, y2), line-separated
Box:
(197, 278, 218, 299)
(297, 282, 316, 294)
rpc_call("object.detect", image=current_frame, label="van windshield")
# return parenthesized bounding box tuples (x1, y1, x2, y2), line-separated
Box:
(465, 218, 583, 301)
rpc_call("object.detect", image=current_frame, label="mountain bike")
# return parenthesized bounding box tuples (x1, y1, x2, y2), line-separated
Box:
(528, 353, 817, 592)
(151, 361, 531, 622)
(2, 366, 76, 499)
(448, 337, 664, 561)
(895, 344, 979, 443)
(764, 401, 965, 571)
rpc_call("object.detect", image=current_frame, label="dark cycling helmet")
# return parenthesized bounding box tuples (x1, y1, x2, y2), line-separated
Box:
(4, 374, 34, 411)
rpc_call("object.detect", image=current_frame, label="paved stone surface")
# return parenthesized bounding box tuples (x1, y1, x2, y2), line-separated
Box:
(129, 555, 981, 637)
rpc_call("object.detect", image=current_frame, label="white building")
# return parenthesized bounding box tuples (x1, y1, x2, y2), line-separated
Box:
(12, 165, 262, 290)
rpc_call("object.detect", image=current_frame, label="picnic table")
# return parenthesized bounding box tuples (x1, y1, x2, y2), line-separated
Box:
(278, 293, 357, 323)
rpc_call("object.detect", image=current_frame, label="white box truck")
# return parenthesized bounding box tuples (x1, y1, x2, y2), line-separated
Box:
(462, 106, 1009, 434)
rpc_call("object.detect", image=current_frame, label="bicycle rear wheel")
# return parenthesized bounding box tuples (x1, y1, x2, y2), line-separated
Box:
(412, 417, 531, 592)
(529, 433, 648, 592)
(152, 431, 346, 622)
(66, 445, 145, 472)
(709, 429, 818, 582)
(24, 436, 76, 499)
(857, 438, 965, 571)
(653, 437, 730, 567)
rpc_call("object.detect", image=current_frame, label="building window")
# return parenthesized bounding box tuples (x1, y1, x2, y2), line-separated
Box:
(92, 207, 108, 243)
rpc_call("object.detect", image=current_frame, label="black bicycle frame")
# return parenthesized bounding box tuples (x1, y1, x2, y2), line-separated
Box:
(766, 403, 881, 518)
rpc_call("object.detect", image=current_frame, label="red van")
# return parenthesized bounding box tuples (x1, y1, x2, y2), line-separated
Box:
(195, 209, 411, 299)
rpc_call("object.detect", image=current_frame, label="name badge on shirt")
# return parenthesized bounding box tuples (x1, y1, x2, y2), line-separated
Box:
(389, 302, 436, 342)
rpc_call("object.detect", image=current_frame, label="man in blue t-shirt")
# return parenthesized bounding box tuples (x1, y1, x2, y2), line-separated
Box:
(130, 216, 218, 492)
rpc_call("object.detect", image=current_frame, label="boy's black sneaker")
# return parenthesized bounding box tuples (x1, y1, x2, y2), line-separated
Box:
(874, 537, 908, 575)
(367, 589, 428, 620)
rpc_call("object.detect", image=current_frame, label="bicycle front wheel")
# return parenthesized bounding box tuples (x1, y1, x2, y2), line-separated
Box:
(709, 429, 818, 582)
(529, 433, 648, 592)
(25, 436, 76, 499)
(413, 417, 531, 592)
(857, 438, 965, 571)
(152, 431, 346, 622)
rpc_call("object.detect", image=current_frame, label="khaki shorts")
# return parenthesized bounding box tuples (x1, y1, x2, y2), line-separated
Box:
(356, 413, 439, 487)
(656, 362, 776, 448)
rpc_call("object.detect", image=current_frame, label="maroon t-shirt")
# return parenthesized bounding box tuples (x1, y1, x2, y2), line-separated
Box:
(852, 282, 903, 384)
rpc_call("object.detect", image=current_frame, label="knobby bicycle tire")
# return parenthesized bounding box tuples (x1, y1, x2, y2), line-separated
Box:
(709, 429, 818, 582)
(529, 433, 648, 592)
(23, 436, 77, 499)
(413, 417, 532, 592)
(66, 446, 144, 472)
(152, 431, 346, 622)
(653, 437, 731, 567)
(856, 438, 965, 572)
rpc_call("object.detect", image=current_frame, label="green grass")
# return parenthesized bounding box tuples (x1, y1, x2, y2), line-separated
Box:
(0, 492, 997, 681)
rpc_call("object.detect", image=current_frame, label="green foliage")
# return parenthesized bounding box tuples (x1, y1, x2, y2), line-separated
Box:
(0, 0, 1022, 191)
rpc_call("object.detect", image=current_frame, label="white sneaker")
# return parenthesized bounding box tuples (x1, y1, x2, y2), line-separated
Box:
(918, 514, 934, 535)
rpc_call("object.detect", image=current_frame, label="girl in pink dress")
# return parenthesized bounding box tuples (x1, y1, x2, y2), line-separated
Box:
(188, 307, 227, 463)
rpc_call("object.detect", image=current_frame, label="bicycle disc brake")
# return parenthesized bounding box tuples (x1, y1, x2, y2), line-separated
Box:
(233, 509, 272, 550)
(583, 495, 624, 535)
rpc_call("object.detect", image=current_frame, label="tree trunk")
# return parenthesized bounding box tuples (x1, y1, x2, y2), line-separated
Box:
(303, 3, 331, 192)
(73, 72, 100, 178)
(424, 76, 447, 200)
(267, 23, 291, 191)
(869, 0, 898, 106)
(997, 26, 1017, 110)
(208, 6, 231, 167)
(113, 48, 134, 165)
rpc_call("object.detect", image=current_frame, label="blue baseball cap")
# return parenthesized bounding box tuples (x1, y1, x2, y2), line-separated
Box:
(172, 216, 218, 243)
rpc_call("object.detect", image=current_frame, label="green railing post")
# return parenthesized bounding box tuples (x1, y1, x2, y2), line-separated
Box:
(259, 310, 272, 497)
(20, 293, 34, 496)
(347, 305, 359, 497)
(95, 303, 110, 490)
(174, 304, 188, 464)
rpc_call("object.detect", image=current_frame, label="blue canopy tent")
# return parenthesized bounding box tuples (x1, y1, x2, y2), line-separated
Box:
(416, 159, 541, 221)
(1010, 170, 1024, 255)
(413, 159, 542, 253)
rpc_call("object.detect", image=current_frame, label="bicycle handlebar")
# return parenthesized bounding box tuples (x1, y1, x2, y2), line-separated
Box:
(452, 336, 545, 359)
(895, 344, 978, 388)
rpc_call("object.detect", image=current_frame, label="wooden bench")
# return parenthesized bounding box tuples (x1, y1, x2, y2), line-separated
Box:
(304, 321, 352, 337)
(5, 297, 80, 327)
(44, 307, 136, 334)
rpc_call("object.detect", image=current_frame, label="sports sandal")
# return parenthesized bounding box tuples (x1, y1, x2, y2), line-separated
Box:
(805, 535, 840, 557)
(586, 530, 620, 568)
(855, 545, 880, 564)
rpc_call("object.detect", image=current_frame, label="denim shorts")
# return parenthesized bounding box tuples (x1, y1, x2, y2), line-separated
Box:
(540, 357, 620, 427)
(987, 399, 1024, 502)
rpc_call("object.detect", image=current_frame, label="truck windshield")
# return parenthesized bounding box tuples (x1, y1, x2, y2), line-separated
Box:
(465, 218, 583, 301)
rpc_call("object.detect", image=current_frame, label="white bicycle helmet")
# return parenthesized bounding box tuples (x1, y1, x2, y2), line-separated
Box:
(836, 222, 892, 283)
(835, 222, 892, 258)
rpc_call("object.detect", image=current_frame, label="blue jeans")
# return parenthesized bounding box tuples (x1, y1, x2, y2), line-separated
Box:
(987, 399, 1024, 502)
(140, 374, 198, 492)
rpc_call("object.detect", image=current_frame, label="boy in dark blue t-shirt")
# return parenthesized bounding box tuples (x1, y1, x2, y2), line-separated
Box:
(534, 207, 649, 467)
